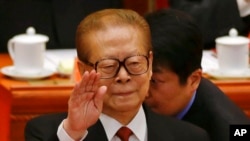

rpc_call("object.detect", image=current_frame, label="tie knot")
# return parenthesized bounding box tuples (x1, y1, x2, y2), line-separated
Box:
(116, 127, 132, 141)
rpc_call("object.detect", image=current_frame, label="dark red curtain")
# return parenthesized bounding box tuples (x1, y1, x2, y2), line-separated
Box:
(155, 0, 169, 9)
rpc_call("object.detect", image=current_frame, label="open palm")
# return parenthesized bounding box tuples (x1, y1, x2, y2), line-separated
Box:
(65, 70, 107, 137)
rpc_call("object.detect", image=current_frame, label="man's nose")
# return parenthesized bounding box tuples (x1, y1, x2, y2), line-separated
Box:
(115, 65, 131, 82)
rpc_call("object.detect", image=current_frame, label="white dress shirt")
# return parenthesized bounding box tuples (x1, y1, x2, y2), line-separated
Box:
(57, 106, 147, 141)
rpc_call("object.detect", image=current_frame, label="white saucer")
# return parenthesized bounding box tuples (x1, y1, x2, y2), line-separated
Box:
(206, 69, 250, 80)
(1, 66, 55, 80)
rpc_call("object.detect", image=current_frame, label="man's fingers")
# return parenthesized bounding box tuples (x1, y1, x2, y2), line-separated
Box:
(94, 86, 107, 111)
(85, 70, 96, 91)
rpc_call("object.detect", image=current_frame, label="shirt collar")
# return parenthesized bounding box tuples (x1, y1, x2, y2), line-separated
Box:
(100, 106, 147, 141)
(176, 91, 196, 119)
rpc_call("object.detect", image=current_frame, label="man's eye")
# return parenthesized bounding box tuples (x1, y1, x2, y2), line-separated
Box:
(127, 61, 140, 67)
(150, 78, 157, 84)
(150, 78, 165, 84)
(100, 65, 116, 72)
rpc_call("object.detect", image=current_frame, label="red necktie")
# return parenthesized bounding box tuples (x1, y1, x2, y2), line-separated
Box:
(116, 127, 132, 141)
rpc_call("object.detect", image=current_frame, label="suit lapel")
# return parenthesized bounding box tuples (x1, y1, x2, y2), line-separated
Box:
(143, 105, 174, 141)
(85, 120, 108, 141)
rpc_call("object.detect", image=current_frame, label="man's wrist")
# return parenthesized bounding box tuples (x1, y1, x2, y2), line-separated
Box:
(63, 119, 87, 141)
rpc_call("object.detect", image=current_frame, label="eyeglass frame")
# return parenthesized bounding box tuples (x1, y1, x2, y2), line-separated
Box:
(82, 54, 150, 79)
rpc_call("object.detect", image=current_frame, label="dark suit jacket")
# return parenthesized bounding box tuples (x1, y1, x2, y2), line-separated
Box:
(182, 77, 250, 141)
(169, 0, 250, 49)
(25, 105, 210, 141)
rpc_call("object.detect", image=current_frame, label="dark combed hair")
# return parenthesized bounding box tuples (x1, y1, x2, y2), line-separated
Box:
(145, 9, 203, 84)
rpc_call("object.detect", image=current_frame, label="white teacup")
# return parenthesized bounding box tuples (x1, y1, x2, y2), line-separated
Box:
(215, 28, 250, 75)
(8, 27, 49, 75)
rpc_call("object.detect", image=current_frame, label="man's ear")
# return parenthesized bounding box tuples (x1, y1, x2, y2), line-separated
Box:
(77, 59, 85, 76)
(148, 51, 153, 77)
(188, 69, 202, 90)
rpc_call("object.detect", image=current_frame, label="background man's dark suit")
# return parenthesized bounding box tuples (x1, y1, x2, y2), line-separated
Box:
(183, 78, 250, 141)
(0, 0, 123, 52)
(168, 0, 250, 49)
(25, 105, 210, 141)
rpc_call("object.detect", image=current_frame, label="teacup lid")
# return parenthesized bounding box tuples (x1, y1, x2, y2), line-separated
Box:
(11, 27, 49, 43)
(215, 28, 249, 45)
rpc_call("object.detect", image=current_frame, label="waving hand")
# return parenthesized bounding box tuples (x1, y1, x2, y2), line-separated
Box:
(63, 70, 107, 140)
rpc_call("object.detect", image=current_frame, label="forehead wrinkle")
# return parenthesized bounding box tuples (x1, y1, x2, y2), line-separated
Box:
(95, 25, 136, 46)
(90, 26, 144, 59)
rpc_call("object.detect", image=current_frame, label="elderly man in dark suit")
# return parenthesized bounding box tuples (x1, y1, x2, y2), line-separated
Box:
(144, 9, 250, 141)
(25, 9, 210, 141)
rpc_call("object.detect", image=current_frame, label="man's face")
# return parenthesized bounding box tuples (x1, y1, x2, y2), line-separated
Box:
(78, 25, 153, 116)
(145, 67, 195, 117)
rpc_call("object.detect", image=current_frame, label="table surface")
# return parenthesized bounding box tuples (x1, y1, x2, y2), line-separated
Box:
(1, 52, 250, 97)
(1, 52, 250, 108)
(1, 52, 250, 141)
(0, 53, 74, 141)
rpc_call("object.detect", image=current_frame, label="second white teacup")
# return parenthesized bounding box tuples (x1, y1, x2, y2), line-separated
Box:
(215, 28, 249, 75)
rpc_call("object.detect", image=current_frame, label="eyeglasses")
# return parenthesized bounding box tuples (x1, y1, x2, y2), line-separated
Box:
(85, 55, 149, 79)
